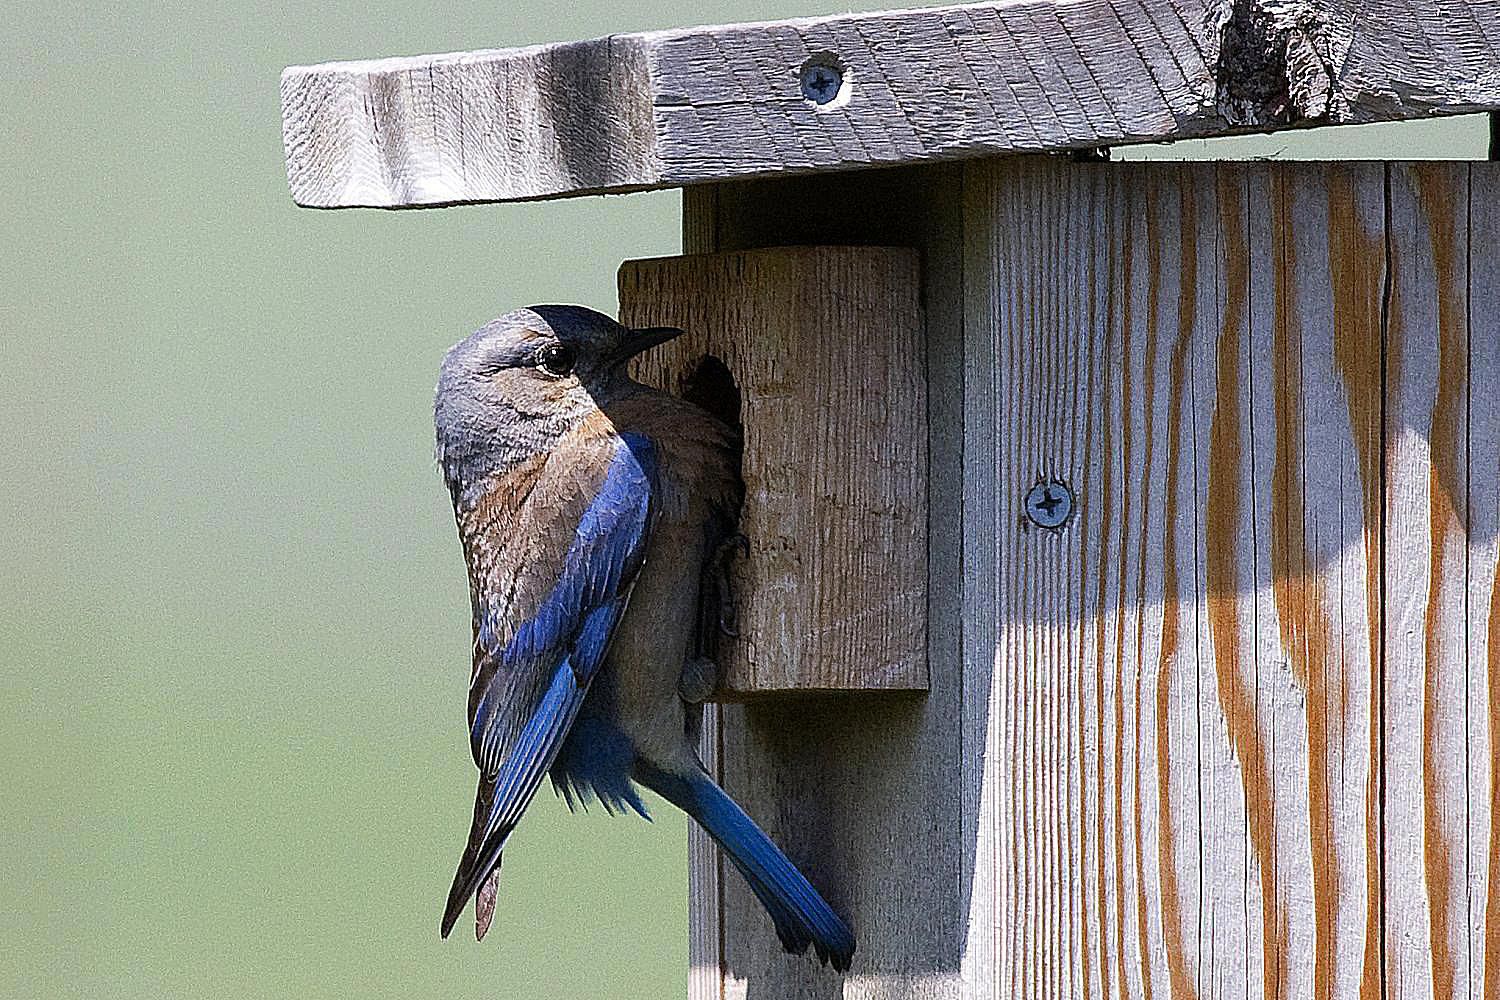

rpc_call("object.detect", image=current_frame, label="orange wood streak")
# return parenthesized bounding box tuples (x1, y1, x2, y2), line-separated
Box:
(1412, 164, 1465, 1000)
(1412, 166, 1469, 538)
(1419, 472, 1460, 1000)
(1155, 167, 1200, 1000)
(1206, 166, 1283, 1000)
(1267, 169, 1339, 1000)
(1326, 166, 1386, 1000)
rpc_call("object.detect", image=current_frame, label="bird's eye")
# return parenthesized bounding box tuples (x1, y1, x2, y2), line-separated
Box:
(536, 344, 576, 378)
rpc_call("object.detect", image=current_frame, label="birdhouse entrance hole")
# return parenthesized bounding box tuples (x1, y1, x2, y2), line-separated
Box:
(680, 354, 743, 451)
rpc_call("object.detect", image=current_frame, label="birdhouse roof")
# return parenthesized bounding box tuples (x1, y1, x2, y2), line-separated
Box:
(280, 0, 1500, 209)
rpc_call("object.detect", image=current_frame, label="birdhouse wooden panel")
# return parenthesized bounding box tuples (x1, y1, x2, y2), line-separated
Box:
(618, 246, 928, 697)
(281, 3, 1500, 997)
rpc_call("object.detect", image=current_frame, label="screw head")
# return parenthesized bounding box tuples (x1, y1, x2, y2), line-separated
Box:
(799, 59, 844, 106)
(1024, 480, 1074, 530)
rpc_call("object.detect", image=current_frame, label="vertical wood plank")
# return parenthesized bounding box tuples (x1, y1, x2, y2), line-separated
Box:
(960, 152, 1001, 1000)
(677, 165, 970, 1000)
(1383, 163, 1472, 1000)
(966, 157, 1387, 1000)
(1261, 162, 1388, 1000)
(680, 185, 727, 1000)
(1469, 163, 1500, 1000)
(619, 246, 928, 696)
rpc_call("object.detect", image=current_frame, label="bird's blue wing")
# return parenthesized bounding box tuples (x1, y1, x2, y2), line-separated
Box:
(441, 432, 656, 937)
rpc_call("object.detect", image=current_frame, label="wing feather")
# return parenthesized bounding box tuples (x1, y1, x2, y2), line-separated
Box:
(440, 431, 656, 938)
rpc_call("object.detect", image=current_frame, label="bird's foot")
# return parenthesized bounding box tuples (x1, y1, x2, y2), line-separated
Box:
(678, 655, 719, 705)
(710, 533, 749, 637)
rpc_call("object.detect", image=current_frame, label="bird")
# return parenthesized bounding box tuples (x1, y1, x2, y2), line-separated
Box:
(432, 304, 856, 970)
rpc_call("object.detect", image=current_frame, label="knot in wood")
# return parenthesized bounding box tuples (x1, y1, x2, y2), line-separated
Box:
(1214, 0, 1334, 127)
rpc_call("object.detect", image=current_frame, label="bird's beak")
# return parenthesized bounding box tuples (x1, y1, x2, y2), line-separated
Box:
(609, 326, 684, 367)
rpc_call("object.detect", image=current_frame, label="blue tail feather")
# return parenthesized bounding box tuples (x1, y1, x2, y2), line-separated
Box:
(639, 765, 855, 971)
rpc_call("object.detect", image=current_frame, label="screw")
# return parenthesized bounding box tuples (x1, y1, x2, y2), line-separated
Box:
(799, 59, 844, 106)
(1024, 480, 1074, 530)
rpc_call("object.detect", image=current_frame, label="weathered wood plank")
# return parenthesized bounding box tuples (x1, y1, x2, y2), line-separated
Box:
(676, 185, 727, 1000)
(281, 0, 1500, 208)
(1469, 164, 1500, 1000)
(619, 245, 928, 696)
(1382, 162, 1478, 1000)
(669, 165, 967, 998)
(965, 156, 1391, 999)
(1250, 162, 1388, 1000)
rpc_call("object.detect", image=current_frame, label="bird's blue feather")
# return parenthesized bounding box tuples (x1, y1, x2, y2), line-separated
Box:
(461, 434, 656, 879)
(494, 433, 655, 681)
(637, 765, 855, 971)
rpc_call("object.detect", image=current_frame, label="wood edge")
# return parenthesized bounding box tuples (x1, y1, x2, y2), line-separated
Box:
(681, 182, 726, 1000)
(281, 2, 1500, 209)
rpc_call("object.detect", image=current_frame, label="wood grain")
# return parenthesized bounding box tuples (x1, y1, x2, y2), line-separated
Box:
(1381, 163, 1488, 1000)
(1470, 165, 1500, 1000)
(618, 246, 928, 697)
(673, 165, 968, 999)
(959, 157, 1500, 1000)
(677, 185, 728, 1000)
(281, 0, 1500, 207)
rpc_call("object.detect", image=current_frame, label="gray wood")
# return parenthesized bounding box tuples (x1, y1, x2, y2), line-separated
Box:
(677, 186, 728, 1000)
(619, 246, 929, 696)
(1465, 163, 1500, 1000)
(959, 157, 1500, 999)
(664, 164, 969, 998)
(281, 0, 1500, 208)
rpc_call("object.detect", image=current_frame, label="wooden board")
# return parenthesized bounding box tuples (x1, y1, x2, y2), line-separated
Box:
(1381, 163, 1495, 1000)
(280, 0, 1500, 207)
(617, 246, 929, 696)
(959, 156, 1500, 999)
(662, 155, 1500, 998)
(1468, 164, 1500, 1000)
(676, 165, 968, 999)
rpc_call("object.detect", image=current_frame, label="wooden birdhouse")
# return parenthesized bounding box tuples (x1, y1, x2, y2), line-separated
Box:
(282, 3, 1500, 996)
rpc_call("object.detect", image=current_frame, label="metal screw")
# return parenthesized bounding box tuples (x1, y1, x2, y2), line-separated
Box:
(1024, 480, 1074, 530)
(799, 59, 844, 105)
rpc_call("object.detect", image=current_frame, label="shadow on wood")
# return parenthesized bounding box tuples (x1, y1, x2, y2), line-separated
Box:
(654, 158, 1500, 1000)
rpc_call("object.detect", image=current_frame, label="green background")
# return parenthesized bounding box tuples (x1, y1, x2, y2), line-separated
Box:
(1, 3, 1487, 998)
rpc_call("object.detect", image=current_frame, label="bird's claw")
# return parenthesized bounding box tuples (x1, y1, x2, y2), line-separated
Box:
(678, 655, 719, 704)
(711, 533, 749, 637)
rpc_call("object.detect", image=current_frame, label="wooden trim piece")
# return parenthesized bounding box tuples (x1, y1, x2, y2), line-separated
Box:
(281, 0, 1500, 208)
(962, 156, 1396, 998)
(678, 185, 727, 1000)
(1468, 163, 1500, 1000)
(1382, 162, 1475, 1000)
(620, 245, 928, 696)
(667, 164, 966, 997)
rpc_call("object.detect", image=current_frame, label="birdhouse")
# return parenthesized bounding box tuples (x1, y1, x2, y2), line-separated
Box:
(282, 3, 1500, 997)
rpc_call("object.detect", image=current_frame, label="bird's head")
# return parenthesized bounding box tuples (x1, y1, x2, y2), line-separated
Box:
(434, 305, 680, 496)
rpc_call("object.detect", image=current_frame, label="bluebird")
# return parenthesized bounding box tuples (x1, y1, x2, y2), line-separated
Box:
(433, 305, 855, 970)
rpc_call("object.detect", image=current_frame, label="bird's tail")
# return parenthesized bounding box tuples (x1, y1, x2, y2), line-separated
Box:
(441, 777, 504, 941)
(640, 764, 855, 971)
